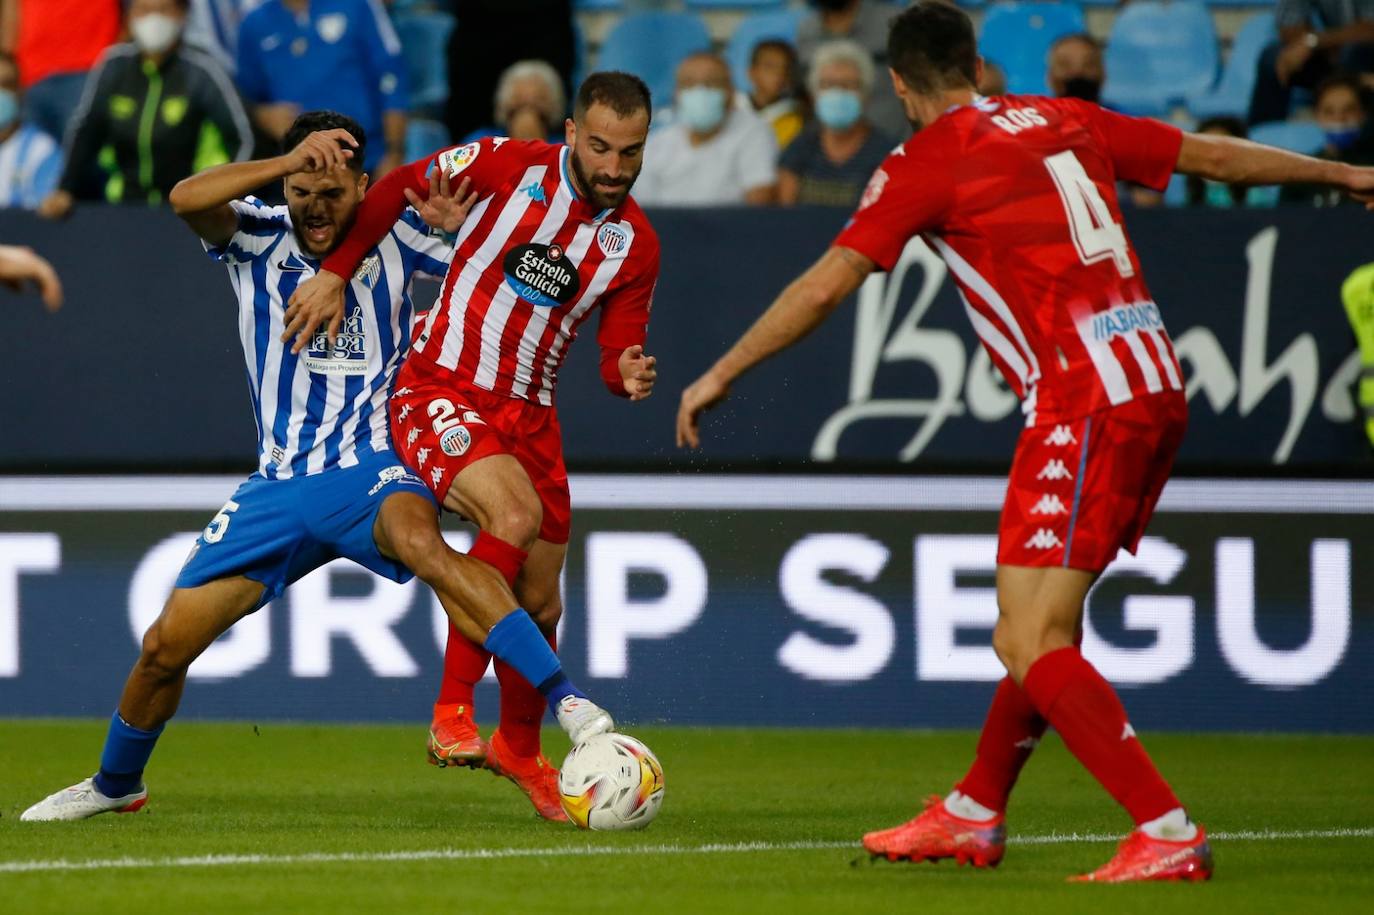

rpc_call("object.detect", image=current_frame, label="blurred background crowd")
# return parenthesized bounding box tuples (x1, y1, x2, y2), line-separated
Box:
(0, 0, 1371, 217)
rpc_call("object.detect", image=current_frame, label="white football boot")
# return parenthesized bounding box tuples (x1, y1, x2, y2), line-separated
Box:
(20, 776, 148, 822)
(556, 696, 615, 745)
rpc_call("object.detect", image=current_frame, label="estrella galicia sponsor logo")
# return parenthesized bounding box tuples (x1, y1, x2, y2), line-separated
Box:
(305, 301, 368, 375)
(440, 425, 471, 457)
(1090, 301, 1164, 342)
(503, 243, 581, 308)
(519, 182, 548, 205)
(368, 465, 425, 497)
(597, 222, 628, 257)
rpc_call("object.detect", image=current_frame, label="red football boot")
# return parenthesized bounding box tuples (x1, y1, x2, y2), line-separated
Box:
(484, 729, 568, 822)
(863, 796, 1006, 867)
(426, 704, 488, 769)
(1070, 827, 1213, 883)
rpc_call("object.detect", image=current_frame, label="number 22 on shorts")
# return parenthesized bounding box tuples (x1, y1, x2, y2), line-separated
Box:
(427, 398, 486, 435)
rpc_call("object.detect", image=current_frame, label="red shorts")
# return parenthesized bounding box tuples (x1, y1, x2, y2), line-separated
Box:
(389, 357, 571, 544)
(998, 392, 1187, 572)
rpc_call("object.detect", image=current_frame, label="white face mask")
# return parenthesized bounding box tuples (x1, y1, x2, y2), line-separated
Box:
(130, 13, 183, 55)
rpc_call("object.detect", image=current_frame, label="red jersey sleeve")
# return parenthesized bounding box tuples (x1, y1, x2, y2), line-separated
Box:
(833, 145, 953, 272)
(595, 225, 661, 397)
(1084, 103, 1183, 192)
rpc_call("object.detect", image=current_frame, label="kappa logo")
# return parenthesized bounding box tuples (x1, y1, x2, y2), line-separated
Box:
(354, 255, 381, 289)
(597, 222, 629, 257)
(440, 425, 471, 457)
(368, 465, 424, 497)
(437, 142, 480, 178)
(1036, 459, 1073, 481)
(519, 182, 548, 205)
(1043, 424, 1077, 447)
(430, 466, 445, 488)
(394, 387, 413, 397)
(1121, 723, 1137, 741)
(398, 404, 413, 423)
(1030, 493, 1069, 515)
(406, 427, 421, 446)
(1024, 528, 1064, 550)
(416, 447, 431, 467)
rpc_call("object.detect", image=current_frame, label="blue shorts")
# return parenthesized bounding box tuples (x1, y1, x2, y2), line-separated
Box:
(176, 451, 437, 609)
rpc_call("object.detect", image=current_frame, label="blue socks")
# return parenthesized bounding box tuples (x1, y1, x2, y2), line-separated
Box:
(483, 609, 587, 714)
(93, 711, 163, 799)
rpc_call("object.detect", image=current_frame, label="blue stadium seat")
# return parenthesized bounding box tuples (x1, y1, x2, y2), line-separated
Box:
(1188, 12, 1276, 120)
(725, 9, 806, 91)
(393, 10, 456, 112)
(686, 0, 786, 9)
(574, 0, 624, 10)
(1250, 121, 1326, 155)
(405, 118, 451, 163)
(598, 12, 713, 111)
(1102, 2, 1220, 117)
(979, 3, 1087, 96)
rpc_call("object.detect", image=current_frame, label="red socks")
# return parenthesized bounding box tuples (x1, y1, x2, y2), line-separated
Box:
(1021, 646, 1181, 825)
(494, 631, 557, 758)
(432, 532, 529, 722)
(955, 677, 1048, 812)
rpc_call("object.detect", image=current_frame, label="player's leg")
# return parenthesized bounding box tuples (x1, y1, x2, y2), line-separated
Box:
(20, 576, 264, 821)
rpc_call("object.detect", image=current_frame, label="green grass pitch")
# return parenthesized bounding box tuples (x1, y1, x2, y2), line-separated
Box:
(1, 721, 1371, 914)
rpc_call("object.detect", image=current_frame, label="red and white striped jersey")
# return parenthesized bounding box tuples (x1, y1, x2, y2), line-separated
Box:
(410, 137, 659, 405)
(836, 95, 1186, 426)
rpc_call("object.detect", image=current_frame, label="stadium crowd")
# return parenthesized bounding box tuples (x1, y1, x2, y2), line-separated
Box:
(0, 0, 1371, 214)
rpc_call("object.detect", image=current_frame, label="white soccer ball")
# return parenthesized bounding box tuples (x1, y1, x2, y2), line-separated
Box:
(558, 733, 665, 831)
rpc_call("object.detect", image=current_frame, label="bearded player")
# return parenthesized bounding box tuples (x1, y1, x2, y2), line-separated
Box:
(678, 2, 1374, 882)
(286, 73, 660, 820)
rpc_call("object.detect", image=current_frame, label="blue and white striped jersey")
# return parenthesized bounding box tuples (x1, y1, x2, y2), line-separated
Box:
(207, 197, 452, 479)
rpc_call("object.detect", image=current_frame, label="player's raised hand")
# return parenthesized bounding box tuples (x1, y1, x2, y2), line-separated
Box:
(404, 170, 478, 235)
(619, 345, 657, 401)
(676, 369, 731, 449)
(283, 270, 347, 354)
(284, 129, 358, 174)
(0, 245, 63, 311)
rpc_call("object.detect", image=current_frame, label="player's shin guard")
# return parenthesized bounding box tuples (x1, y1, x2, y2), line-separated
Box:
(955, 676, 1048, 812)
(483, 610, 586, 714)
(1022, 647, 1181, 825)
(93, 711, 164, 799)
(494, 630, 557, 758)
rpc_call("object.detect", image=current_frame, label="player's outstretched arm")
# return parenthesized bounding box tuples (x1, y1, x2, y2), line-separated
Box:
(0, 245, 63, 312)
(1175, 133, 1374, 209)
(169, 128, 360, 245)
(676, 245, 875, 449)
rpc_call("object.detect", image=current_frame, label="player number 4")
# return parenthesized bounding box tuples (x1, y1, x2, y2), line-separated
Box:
(1044, 150, 1135, 278)
(203, 499, 240, 544)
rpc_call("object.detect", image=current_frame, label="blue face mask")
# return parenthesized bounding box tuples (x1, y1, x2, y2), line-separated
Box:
(1323, 124, 1362, 152)
(816, 88, 863, 130)
(0, 90, 18, 131)
(677, 86, 727, 134)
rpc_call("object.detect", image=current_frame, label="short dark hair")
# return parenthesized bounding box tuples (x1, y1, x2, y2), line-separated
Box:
(888, 1, 978, 96)
(1314, 72, 1368, 112)
(283, 110, 367, 173)
(750, 39, 797, 69)
(574, 71, 653, 124)
(1050, 32, 1102, 56)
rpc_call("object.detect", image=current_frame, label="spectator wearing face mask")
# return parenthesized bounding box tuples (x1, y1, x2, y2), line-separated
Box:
(0, 51, 60, 209)
(39, 0, 251, 218)
(635, 52, 778, 207)
(1046, 33, 1104, 103)
(0, 0, 121, 143)
(796, 0, 908, 138)
(778, 40, 894, 207)
(1184, 117, 1277, 208)
(463, 59, 566, 145)
(1282, 73, 1374, 204)
(742, 39, 806, 151)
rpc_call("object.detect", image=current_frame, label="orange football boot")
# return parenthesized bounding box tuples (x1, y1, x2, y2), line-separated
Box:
(1070, 827, 1213, 883)
(484, 729, 568, 822)
(863, 795, 1006, 867)
(426, 704, 488, 769)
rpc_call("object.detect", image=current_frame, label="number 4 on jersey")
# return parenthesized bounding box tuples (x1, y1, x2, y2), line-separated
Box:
(1044, 150, 1135, 278)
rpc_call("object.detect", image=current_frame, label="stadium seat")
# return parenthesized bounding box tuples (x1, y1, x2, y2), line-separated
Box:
(597, 12, 713, 112)
(725, 9, 806, 91)
(393, 9, 456, 112)
(686, 0, 787, 9)
(979, 2, 1087, 96)
(405, 118, 451, 163)
(574, 0, 624, 10)
(1250, 121, 1326, 155)
(1102, 2, 1220, 117)
(1187, 12, 1276, 120)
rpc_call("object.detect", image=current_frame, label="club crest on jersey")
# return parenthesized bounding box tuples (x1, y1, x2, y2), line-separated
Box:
(859, 168, 889, 210)
(316, 13, 347, 44)
(503, 242, 582, 308)
(437, 142, 480, 178)
(440, 425, 471, 457)
(354, 255, 382, 290)
(597, 222, 629, 257)
(305, 301, 368, 375)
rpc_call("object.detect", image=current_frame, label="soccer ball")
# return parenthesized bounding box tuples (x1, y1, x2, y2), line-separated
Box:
(558, 733, 665, 831)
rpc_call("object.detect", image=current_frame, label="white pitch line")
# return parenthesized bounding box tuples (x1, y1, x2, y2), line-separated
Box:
(1, 828, 1369, 875)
